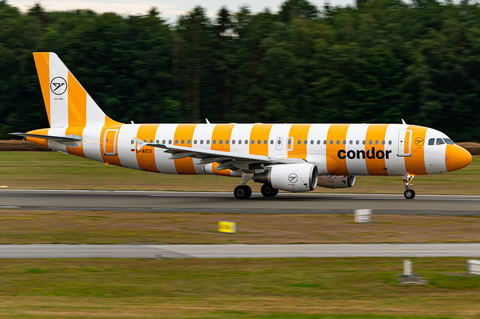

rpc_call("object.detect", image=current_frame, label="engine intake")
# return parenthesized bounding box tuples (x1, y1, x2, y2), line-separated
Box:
(254, 163, 318, 192)
(317, 175, 356, 189)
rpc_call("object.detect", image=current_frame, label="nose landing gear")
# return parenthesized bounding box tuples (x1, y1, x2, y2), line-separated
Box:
(403, 175, 415, 199)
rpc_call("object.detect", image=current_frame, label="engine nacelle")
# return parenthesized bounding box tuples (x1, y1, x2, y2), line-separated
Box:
(317, 175, 356, 189)
(254, 163, 318, 192)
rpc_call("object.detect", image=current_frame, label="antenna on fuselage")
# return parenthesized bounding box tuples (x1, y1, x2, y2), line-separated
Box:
(402, 119, 407, 125)
(205, 118, 211, 124)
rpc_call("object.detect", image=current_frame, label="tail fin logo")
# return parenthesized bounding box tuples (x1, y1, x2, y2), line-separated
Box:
(50, 76, 67, 95)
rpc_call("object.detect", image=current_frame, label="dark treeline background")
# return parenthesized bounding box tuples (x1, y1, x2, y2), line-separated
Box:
(0, 0, 479, 141)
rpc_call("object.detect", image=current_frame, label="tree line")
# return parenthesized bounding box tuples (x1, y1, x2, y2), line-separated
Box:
(0, 0, 479, 141)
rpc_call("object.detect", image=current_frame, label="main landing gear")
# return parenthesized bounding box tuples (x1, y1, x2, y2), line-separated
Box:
(261, 184, 278, 198)
(403, 175, 415, 199)
(234, 184, 279, 199)
(234, 185, 252, 199)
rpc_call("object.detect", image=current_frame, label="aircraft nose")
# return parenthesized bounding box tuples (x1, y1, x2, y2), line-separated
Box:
(445, 145, 472, 172)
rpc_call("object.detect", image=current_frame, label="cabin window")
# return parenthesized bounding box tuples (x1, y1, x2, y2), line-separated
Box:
(258, 140, 261, 144)
(317, 140, 321, 145)
(213, 140, 217, 144)
(336, 140, 340, 145)
(330, 140, 333, 145)
(194, 140, 197, 144)
(232, 140, 235, 145)
(169, 140, 172, 144)
(245, 140, 249, 144)
(207, 140, 210, 144)
(270, 140, 274, 145)
(162, 140, 166, 144)
(375, 140, 379, 145)
(149, 140, 153, 143)
(304, 140, 307, 145)
(219, 140, 223, 145)
(251, 140, 255, 144)
(388, 140, 392, 145)
(382, 140, 385, 145)
(324, 140, 327, 145)
(264, 140, 267, 145)
(188, 140, 191, 144)
(362, 140, 366, 145)
(181, 140, 184, 144)
(343, 140, 346, 145)
(298, 140, 301, 145)
(175, 140, 178, 144)
(369, 140, 372, 145)
(200, 140, 204, 145)
(356, 140, 359, 145)
(239, 140, 242, 145)
(310, 140, 314, 145)
(349, 140, 353, 145)
(278, 140, 281, 145)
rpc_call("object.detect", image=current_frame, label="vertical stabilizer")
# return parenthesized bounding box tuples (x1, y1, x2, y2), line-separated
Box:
(33, 52, 120, 128)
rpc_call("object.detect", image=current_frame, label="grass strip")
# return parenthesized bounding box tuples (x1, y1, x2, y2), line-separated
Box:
(1, 210, 480, 244)
(0, 258, 478, 318)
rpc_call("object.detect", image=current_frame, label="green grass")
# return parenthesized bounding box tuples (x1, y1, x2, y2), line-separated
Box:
(2, 210, 480, 244)
(0, 151, 479, 194)
(0, 258, 478, 318)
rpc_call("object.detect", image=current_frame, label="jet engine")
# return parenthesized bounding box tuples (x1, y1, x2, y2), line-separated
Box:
(317, 175, 356, 189)
(254, 163, 318, 192)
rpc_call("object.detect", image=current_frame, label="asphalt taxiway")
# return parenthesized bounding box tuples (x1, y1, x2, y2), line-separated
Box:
(0, 243, 479, 258)
(0, 189, 479, 215)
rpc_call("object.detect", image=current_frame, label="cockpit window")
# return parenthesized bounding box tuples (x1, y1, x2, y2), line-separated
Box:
(444, 138, 455, 145)
(428, 138, 435, 146)
(436, 138, 445, 145)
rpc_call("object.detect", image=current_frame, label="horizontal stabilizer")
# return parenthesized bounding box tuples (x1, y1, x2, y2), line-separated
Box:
(9, 132, 82, 142)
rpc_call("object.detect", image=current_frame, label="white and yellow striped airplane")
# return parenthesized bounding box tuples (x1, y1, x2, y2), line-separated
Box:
(11, 53, 472, 199)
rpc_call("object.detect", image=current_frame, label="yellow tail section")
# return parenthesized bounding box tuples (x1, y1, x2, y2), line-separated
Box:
(33, 52, 121, 128)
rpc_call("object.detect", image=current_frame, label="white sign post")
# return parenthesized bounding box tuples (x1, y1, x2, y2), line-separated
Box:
(355, 209, 372, 223)
(467, 260, 480, 275)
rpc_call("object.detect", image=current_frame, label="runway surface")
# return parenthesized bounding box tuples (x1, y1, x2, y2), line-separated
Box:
(1, 189, 480, 215)
(0, 243, 479, 258)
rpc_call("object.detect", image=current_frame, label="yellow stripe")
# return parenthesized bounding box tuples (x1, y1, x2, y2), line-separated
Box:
(288, 124, 311, 159)
(365, 124, 388, 176)
(25, 128, 49, 148)
(136, 124, 159, 172)
(249, 124, 273, 156)
(173, 124, 197, 175)
(67, 72, 87, 127)
(326, 124, 350, 175)
(405, 125, 428, 175)
(211, 124, 235, 176)
(33, 53, 51, 126)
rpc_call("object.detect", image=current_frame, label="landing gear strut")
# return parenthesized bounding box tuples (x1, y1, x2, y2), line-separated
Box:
(261, 184, 278, 198)
(403, 175, 415, 199)
(234, 185, 252, 199)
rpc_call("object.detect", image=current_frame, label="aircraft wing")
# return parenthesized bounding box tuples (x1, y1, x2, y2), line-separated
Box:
(134, 138, 304, 171)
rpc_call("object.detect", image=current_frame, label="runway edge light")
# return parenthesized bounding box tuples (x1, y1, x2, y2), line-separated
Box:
(218, 221, 236, 233)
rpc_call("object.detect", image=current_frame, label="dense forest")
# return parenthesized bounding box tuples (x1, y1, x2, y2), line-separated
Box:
(0, 0, 479, 141)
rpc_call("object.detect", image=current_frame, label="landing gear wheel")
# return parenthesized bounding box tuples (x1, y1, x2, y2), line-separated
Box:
(261, 184, 278, 198)
(234, 185, 252, 199)
(404, 189, 416, 199)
